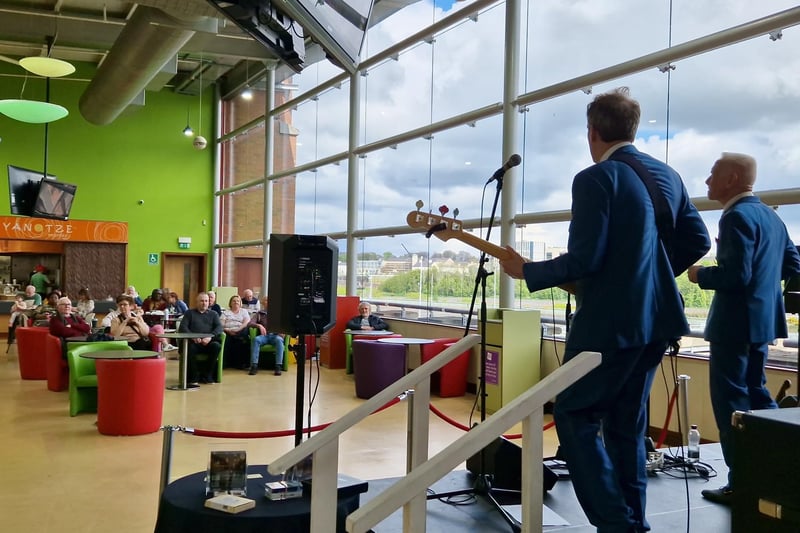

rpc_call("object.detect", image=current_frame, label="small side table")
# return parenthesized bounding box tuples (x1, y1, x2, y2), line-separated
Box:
(156, 332, 215, 390)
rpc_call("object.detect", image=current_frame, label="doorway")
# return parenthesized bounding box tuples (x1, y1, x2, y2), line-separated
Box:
(162, 253, 207, 306)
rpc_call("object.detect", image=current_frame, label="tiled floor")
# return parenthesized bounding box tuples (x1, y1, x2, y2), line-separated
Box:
(0, 345, 559, 532)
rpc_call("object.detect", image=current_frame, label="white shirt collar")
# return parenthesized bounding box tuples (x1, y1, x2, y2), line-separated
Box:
(599, 141, 633, 162)
(722, 191, 754, 212)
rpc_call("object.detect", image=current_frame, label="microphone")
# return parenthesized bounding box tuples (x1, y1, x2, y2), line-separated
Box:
(487, 154, 522, 183)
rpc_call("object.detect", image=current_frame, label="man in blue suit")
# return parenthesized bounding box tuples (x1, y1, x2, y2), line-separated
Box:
(500, 87, 710, 532)
(687, 152, 800, 505)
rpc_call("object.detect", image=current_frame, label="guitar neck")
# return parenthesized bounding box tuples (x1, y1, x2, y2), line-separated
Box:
(455, 233, 512, 261)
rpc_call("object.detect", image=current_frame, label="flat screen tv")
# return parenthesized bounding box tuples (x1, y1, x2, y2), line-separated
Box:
(207, 0, 373, 74)
(8, 165, 56, 216)
(32, 179, 77, 220)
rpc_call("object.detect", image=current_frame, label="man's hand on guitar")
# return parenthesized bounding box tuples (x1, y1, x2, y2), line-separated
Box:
(499, 246, 528, 280)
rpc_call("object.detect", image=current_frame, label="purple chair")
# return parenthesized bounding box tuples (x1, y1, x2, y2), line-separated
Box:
(352, 339, 406, 399)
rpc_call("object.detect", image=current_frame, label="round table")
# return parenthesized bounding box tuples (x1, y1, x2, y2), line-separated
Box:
(79, 349, 160, 360)
(155, 332, 214, 390)
(154, 465, 368, 533)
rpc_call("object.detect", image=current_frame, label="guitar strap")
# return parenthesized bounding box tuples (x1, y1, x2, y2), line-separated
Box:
(610, 151, 682, 354)
(608, 152, 675, 270)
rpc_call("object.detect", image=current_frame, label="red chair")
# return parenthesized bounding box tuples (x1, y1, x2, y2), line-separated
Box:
(419, 338, 471, 397)
(44, 333, 68, 391)
(15, 326, 50, 380)
(95, 357, 166, 435)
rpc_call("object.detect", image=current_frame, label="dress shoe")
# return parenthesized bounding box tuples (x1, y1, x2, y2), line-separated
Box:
(274, 365, 282, 376)
(249, 365, 258, 376)
(701, 486, 733, 505)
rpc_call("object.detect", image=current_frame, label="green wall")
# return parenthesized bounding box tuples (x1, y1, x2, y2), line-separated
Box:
(0, 62, 215, 292)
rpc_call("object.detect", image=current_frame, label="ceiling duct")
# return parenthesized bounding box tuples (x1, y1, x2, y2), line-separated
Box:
(79, 6, 216, 125)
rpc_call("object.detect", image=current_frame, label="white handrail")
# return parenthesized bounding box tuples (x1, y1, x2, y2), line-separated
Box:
(267, 335, 481, 531)
(346, 350, 602, 533)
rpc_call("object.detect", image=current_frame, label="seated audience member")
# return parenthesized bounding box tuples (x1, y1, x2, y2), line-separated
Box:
(241, 289, 259, 311)
(220, 295, 252, 368)
(178, 292, 223, 385)
(346, 301, 389, 331)
(49, 297, 91, 339)
(166, 291, 188, 315)
(22, 285, 42, 307)
(32, 291, 61, 325)
(109, 295, 151, 350)
(248, 295, 285, 376)
(75, 287, 95, 319)
(142, 288, 166, 313)
(126, 285, 143, 306)
(9, 294, 28, 328)
(207, 290, 222, 316)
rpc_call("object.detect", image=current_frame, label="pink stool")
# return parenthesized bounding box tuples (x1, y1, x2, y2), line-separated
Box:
(95, 357, 166, 435)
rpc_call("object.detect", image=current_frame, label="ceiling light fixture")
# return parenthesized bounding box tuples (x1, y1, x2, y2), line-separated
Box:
(182, 105, 194, 136)
(241, 86, 253, 100)
(0, 99, 68, 123)
(19, 56, 75, 78)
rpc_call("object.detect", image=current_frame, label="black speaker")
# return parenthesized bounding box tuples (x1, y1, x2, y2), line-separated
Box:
(267, 234, 337, 336)
(785, 248, 800, 314)
(466, 436, 557, 494)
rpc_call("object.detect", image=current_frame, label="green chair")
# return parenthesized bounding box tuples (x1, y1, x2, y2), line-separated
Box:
(67, 341, 131, 417)
(249, 329, 289, 372)
(195, 333, 226, 383)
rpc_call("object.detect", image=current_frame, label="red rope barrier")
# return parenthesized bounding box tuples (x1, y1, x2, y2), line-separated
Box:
(185, 397, 555, 442)
(427, 403, 556, 440)
(188, 397, 401, 439)
(656, 385, 679, 448)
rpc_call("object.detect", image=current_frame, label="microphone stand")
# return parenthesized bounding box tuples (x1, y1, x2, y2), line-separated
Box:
(426, 171, 522, 532)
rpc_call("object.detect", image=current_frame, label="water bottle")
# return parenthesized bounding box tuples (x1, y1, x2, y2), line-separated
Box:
(687, 425, 700, 463)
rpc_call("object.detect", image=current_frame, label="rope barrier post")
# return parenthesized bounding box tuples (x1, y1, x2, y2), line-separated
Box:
(677, 374, 691, 445)
(159, 425, 177, 500)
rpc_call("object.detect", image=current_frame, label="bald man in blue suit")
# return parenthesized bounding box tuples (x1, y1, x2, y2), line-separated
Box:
(501, 88, 710, 533)
(687, 152, 800, 505)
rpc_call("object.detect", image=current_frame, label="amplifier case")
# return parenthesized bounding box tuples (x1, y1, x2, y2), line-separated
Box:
(732, 407, 800, 533)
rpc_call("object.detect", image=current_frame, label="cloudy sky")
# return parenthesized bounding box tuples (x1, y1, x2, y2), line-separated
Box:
(286, 0, 800, 259)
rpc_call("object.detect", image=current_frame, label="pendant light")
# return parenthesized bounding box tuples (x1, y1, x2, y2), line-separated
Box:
(0, 36, 73, 123)
(193, 54, 207, 150)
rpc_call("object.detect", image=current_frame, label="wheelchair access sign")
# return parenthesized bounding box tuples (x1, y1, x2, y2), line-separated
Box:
(148, 253, 159, 265)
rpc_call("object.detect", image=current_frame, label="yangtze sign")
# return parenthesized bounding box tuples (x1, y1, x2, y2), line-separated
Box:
(0, 216, 128, 243)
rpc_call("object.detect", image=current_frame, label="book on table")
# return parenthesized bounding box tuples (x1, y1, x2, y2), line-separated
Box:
(204, 494, 256, 514)
(206, 450, 248, 496)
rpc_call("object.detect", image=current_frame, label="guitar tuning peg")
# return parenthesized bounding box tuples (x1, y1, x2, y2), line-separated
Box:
(453, 208, 459, 218)
(438, 205, 449, 216)
(415, 200, 424, 211)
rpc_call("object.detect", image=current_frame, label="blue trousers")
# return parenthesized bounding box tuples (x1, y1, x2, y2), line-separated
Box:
(554, 342, 666, 533)
(250, 334, 285, 366)
(708, 341, 777, 489)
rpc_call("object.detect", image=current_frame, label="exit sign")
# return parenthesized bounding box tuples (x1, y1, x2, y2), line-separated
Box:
(178, 242, 190, 249)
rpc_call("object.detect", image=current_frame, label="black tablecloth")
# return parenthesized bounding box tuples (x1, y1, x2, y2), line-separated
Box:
(154, 465, 367, 533)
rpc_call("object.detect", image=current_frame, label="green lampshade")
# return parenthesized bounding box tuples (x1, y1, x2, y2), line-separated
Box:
(0, 99, 69, 123)
(19, 56, 76, 78)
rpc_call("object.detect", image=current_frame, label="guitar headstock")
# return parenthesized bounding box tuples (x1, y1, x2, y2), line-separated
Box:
(406, 203, 463, 243)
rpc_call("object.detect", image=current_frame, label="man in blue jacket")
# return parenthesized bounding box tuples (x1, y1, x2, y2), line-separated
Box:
(687, 152, 800, 505)
(500, 87, 710, 533)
